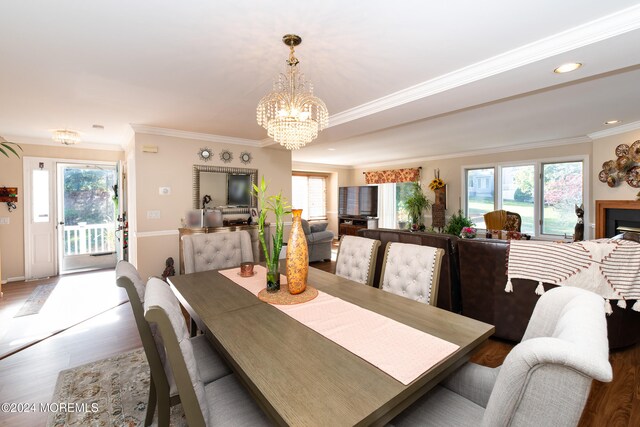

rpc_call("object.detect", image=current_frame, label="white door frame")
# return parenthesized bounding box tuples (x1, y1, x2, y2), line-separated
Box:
(23, 158, 57, 279)
(23, 156, 118, 279)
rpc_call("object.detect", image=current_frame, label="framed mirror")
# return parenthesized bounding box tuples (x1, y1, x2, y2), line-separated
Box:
(192, 165, 258, 211)
(198, 147, 213, 162)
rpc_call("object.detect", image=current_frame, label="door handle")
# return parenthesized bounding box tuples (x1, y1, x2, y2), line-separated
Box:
(59, 221, 65, 225)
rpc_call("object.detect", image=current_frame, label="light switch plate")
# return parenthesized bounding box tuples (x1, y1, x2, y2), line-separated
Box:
(159, 187, 171, 195)
(147, 210, 161, 219)
(0, 217, 9, 225)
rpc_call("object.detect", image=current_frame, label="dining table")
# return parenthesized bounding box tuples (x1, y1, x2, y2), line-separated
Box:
(168, 265, 494, 426)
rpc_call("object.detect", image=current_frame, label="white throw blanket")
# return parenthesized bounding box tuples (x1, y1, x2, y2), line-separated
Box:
(506, 239, 640, 313)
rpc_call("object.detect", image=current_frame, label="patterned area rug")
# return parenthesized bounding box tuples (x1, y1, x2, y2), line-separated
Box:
(47, 348, 187, 426)
(14, 284, 57, 317)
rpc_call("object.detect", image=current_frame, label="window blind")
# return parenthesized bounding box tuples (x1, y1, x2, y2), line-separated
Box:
(292, 174, 327, 220)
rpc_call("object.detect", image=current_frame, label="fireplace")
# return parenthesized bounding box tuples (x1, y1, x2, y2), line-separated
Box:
(596, 200, 640, 238)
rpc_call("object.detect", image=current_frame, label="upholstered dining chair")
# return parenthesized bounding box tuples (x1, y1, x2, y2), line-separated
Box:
(379, 242, 444, 306)
(335, 235, 381, 286)
(144, 278, 270, 427)
(182, 231, 254, 274)
(390, 286, 613, 427)
(483, 209, 522, 232)
(116, 265, 230, 427)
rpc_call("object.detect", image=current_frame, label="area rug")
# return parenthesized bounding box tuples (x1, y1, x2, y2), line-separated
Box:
(13, 284, 57, 317)
(47, 348, 187, 427)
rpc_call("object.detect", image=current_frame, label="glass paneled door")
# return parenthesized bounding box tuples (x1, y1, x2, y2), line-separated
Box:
(57, 163, 117, 272)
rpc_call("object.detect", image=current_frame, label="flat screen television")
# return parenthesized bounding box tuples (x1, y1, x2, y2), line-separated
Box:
(338, 186, 378, 217)
(227, 174, 251, 206)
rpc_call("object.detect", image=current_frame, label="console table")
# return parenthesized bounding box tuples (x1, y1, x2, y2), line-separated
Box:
(338, 216, 378, 237)
(178, 224, 269, 274)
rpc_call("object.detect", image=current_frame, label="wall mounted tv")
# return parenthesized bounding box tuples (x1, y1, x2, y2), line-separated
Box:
(338, 186, 378, 217)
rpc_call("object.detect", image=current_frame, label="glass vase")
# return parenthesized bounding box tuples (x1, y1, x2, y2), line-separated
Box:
(286, 209, 308, 295)
(266, 263, 280, 293)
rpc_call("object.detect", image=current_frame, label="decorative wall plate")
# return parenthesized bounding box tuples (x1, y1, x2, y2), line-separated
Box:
(615, 144, 629, 157)
(626, 166, 640, 188)
(198, 147, 213, 162)
(598, 170, 608, 183)
(239, 151, 252, 164)
(630, 140, 640, 162)
(219, 150, 233, 163)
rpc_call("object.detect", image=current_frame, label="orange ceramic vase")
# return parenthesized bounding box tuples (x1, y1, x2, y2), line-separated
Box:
(286, 209, 309, 295)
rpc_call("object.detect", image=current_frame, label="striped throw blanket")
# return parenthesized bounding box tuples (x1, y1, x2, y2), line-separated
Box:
(506, 239, 640, 313)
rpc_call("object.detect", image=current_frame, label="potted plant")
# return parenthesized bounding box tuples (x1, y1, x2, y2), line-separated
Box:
(0, 136, 22, 158)
(405, 181, 431, 231)
(444, 209, 474, 237)
(252, 177, 291, 292)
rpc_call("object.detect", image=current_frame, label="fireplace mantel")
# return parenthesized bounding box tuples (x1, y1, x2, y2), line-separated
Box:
(595, 200, 640, 238)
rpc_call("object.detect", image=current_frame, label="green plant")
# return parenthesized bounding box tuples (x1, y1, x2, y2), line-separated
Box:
(252, 177, 291, 290)
(0, 136, 22, 158)
(405, 181, 431, 227)
(444, 209, 474, 237)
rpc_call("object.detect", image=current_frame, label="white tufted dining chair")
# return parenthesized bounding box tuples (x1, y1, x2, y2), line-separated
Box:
(144, 279, 269, 427)
(380, 242, 444, 306)
(335, 235, 381, 286)
(182, 231, 254, 274)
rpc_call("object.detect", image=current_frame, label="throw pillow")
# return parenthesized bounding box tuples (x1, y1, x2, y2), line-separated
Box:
(310, 222, 328, 233)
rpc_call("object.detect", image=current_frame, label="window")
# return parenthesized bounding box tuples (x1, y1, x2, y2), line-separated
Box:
(542, 161, 583, 236)
(32, 169, 50, 223)
(464, 159, 585, 237)
(501, 165, 534, 234)
(395, 182, 413, 229)
(466, 168, 495, 230)
(292, 174, 327, 220)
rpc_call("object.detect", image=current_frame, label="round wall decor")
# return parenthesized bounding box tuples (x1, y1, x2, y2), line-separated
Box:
(198, 147, 213, 162)
(220, 149, 233, 163)
(239, 151, 252, 164)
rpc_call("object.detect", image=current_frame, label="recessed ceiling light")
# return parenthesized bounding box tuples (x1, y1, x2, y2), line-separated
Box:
(92, 124, 104, 129)
(604, 120, 622, 125)
(327, 148, 336, 151)
(553, 63, 582, 73)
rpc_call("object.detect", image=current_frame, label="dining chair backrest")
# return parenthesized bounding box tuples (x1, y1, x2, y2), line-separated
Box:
(483, 209, 522, 232)
(144, 278, 209, 427)
(335, 235, 381, 286)
(481, 286, 612, 426)
(379, 242, 444, 306)
(116, 260, 145, 302)
(115, 263, 173, 414)
(182, 230, 254, 274)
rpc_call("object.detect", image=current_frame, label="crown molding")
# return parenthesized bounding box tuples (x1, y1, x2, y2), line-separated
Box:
(130, 124, 263, 147)
(329, 4, 640, 128)
(587, 120, 640, 140)
(2, 134, 123, 151)
(350, 136, 592, 169)
(292, 161, 352, 171)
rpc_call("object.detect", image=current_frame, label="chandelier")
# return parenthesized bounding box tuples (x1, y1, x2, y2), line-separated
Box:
(53, 129, 81, 145)
(257, 34, 328, 150)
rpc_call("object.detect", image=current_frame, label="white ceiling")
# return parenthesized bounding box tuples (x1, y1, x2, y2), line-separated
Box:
(1, 1, 639, 165)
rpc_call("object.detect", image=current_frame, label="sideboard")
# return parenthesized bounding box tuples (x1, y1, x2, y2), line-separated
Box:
(178, 224, 269, 274)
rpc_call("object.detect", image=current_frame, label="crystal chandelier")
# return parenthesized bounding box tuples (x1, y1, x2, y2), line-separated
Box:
(257, 34, 328, 150)
(53, 129, 81, 145)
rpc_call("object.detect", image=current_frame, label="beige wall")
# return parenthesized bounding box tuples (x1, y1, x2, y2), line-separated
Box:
(131, 133, 292, 279)
(292, 162, 351, 237)
(0, 143, 122, 282)
(349, 142, 593, 236)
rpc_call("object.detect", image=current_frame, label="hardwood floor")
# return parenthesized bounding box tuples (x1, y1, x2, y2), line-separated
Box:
(0, 266, 638, 426)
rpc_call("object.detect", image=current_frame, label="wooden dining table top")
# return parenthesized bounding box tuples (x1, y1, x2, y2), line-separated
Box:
(168, 267, 494, 427)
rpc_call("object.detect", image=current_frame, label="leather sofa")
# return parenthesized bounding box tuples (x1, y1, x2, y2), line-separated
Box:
(302, 220, 334, 263)
(358, 228, 461, 312)
(457, 238, 640, 349)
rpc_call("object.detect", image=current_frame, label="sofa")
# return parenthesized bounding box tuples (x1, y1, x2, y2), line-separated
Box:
(358, 228, 461, 312)
(301, 220, 334, 262)
(457, 238, 640, 349)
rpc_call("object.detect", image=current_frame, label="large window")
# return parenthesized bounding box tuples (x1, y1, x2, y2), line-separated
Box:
(464, 159, 585, 237)
(466, 168, 494, 229)
(292, 174, 327, 220)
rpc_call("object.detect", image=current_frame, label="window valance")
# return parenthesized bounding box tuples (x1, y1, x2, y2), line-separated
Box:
(364, 168, 421, 184)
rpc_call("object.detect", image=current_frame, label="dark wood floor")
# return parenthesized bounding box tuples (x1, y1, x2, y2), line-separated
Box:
(0, 264, 638, 426)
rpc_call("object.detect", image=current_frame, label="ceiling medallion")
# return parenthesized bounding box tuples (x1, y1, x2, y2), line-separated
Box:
(239, 151, 252, 164)
(219, 149, 233, 163)
(53, 129, 81, 145)
(257, 34, 328, 150)
(198, 147, 213, 162)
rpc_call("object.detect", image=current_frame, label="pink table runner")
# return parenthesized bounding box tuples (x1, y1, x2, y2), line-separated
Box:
(219, 266, 459, 385)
